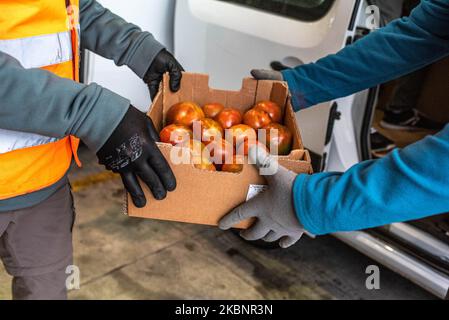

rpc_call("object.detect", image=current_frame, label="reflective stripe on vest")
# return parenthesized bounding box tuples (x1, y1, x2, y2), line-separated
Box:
(0, 31, 74, 155)
(0, 129, 58, 155)
(0, 0, 81, 200)
(0, 31, 73, 69)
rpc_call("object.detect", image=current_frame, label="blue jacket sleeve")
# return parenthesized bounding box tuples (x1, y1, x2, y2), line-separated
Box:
(294, 125, 449, 235)
(282, 0, 449, 110)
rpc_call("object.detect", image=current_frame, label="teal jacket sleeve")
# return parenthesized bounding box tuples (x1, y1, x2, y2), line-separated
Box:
(282, 0, 449, 110)
(80, 0, 165, 78)
(283, 0, 449, 235)
(295, 125, 449, 235)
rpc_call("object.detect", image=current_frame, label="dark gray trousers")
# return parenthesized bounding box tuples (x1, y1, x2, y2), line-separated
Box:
(0, 184, 74, 300)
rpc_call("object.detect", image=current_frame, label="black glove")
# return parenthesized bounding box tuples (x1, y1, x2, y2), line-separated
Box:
(97, 106, 176, 208)
(144, 49, 184, 100)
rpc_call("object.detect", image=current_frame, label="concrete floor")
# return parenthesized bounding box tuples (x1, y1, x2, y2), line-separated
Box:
(0, 148, 435, 300)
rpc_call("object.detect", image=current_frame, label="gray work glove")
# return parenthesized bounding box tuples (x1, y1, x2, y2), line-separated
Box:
(251, 69, 284, 81)
(219, 146, 306, 248)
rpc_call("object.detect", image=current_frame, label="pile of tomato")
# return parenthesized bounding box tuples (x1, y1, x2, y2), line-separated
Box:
(160, 101, 293, 172)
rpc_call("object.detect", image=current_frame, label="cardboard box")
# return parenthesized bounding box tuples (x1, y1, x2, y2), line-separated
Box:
(126, 73, 313, 228)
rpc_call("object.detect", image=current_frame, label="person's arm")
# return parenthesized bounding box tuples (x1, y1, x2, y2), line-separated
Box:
(79, 0, 183, 98)
(219, 124, 449, 241)
(295, 125, 449, 235)
(282, 0, 449, 110)
(0, 51, 175, 207)
(79, 0, 163, 78)
(0, 51, 129, 152)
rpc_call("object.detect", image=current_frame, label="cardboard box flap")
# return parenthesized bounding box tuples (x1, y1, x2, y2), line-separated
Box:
(149, 90, 164, 133)
(270, 82, 289, 113)
(162, 73, 257, 119)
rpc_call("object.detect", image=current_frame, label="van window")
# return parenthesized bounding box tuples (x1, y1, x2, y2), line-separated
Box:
(218, 0, 335, 22)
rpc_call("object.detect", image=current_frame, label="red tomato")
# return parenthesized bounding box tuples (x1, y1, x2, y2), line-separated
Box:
(198, 118, 224, 145)
(194, 158, 217, 172)
(182, 139, 206, 158)
(205, 139, 234, 170)
(160, 124, 193, 146)
(166, 102, 205, 127)
(263, 123, 293, 156)
(254, 101, 283, 123)
(222, 156, 244, 173)
(237, 140, 269, 162)
(203, 103, 225, 119)
(228, 124, 257, 156)
(182, 140, 216, 171)
(243, 108, 272, 130)
(215, 108, 243, 129)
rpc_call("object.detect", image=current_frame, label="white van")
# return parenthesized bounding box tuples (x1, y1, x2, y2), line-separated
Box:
(85, 0, 449, 299)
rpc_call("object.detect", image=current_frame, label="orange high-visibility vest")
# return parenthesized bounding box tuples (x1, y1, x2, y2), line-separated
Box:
(0, 0, 82, 200)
